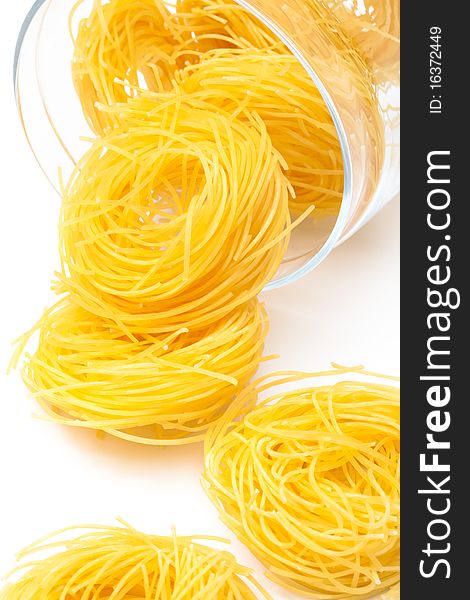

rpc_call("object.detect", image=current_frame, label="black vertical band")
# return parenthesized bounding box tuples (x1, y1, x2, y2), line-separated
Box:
(401, 3, 467, 597)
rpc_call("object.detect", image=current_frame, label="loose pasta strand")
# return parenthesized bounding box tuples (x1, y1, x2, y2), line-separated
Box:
(318, 0, 400, 83)
(203, 367, 400, 598)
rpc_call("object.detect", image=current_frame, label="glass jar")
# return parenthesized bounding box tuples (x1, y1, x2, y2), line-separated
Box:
(14, 0, 400, 289)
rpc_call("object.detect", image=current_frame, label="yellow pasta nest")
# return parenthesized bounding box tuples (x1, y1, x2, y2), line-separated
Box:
(57, 97, 295, 335)
(203, 369, 400, 598)
(14, 296, 268, 445)
(176, 47, 343, 215)
(0, 522, 270, 599)
(71, 0, 344, 217)
(71, 0, 182, 134)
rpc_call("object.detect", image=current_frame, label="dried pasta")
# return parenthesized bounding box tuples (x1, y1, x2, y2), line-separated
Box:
(71, 0, 182, 134)
(0, 522, 271, 599)
(203, 367, 400, 598)
(381, 583, 400, 599)
(322, 0, 400, 83)
(13, 296, 268, 445)
(57, 96, 296, 335)
(71, 0, 344, 216)
(174, 0, 283, 56)
(176, 47, 343, 214)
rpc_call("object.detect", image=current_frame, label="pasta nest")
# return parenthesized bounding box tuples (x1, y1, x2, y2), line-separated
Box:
(203, 370, 400, 598)
(58, 97, 293, 335)
(15, 297, 268, 445)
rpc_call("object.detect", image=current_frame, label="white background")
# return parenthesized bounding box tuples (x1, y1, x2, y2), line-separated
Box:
(0, 1, 399, 597)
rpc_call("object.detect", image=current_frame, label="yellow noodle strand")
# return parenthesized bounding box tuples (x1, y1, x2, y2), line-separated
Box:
(0, 522, 271, 599)
(203, 368, 400, 598)
(380, 582, 400, 599)
(319, 0, 400, 83)
(71, 0, 183, 134)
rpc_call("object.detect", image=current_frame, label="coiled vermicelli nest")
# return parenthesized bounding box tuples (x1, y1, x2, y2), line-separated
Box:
(13, 296, 268, 445)
(0, 522, 270, 599)
(203, 368, 400, 598)
(71, 0, 182, 134)
(176, 47, 343, 215)
(57, 97, 295, 335)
